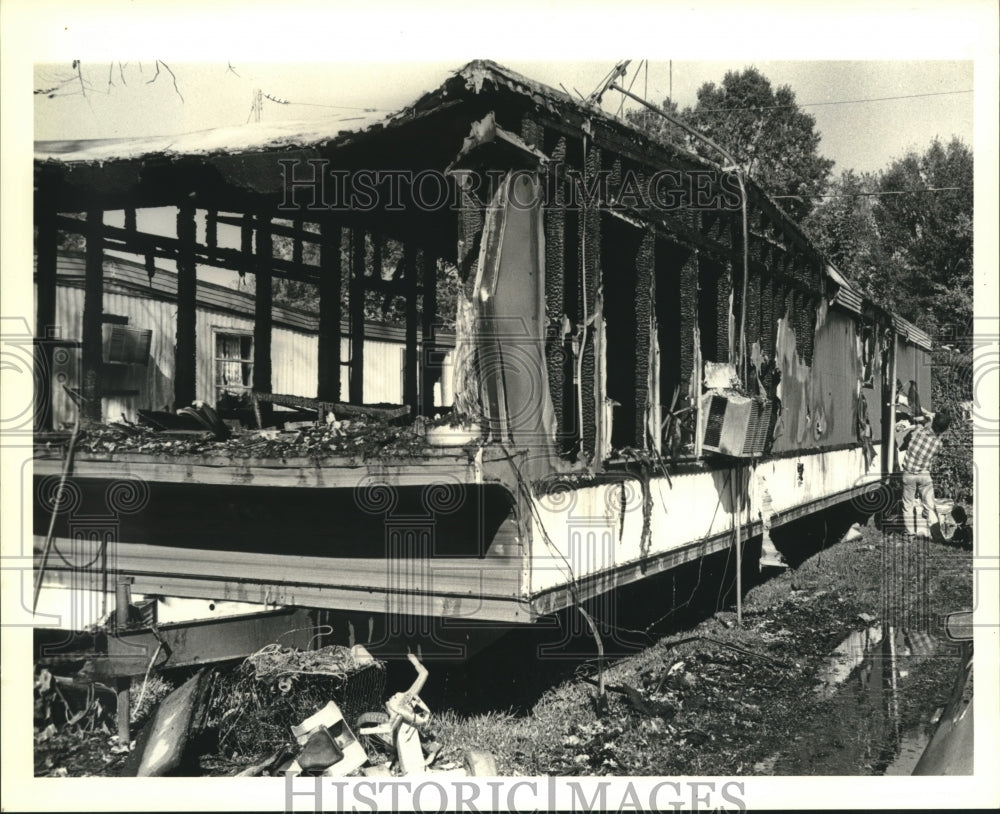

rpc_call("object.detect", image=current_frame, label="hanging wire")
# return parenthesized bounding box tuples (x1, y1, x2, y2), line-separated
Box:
(693, 88, 973, 115)
(774, 187, 966, 199)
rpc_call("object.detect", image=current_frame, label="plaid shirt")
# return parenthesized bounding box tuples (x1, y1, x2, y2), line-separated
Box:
(904, 425, 942, 473)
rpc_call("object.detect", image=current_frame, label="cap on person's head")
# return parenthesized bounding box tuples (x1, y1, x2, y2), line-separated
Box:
(932, 411, 952, 433)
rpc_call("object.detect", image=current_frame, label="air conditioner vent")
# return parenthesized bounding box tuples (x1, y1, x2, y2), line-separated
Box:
(102, 325, 152, 365)
(703, 395, 728, 449)
(701, 393, 773, 458)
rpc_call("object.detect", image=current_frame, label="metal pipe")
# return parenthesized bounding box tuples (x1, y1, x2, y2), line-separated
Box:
(731, 467, 743, 626)
(610, 83, 739, 168)
(577, 605, 605, 699)
(886, 330, 900, 532)
(115, 579, 132, 747)
(887, 332, 899, 473)
(734, 172, 751, 384)
(33, 406, 81, 613)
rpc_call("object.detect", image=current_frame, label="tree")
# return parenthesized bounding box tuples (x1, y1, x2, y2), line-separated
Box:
(628, 67, 834, 221)
(802, 169, 904, 307)
(686, 68, 834, 220)
(807, 138, 973, 336)
(871, 138, 973, 336)
(625, 97, 689, 151)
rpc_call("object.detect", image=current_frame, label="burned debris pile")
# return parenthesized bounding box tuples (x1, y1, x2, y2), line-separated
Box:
(40, 402, 483, 462)
(206, 643, 387, 760)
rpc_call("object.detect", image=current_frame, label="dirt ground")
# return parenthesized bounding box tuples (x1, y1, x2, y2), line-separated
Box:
(34, 515, 973, 778)
(432, 518, 974, 776)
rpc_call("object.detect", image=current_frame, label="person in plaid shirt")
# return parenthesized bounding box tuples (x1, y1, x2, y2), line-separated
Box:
(901, 411, 952, 535)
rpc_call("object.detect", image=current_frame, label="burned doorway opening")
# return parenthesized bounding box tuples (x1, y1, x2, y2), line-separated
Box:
(600, 212, 643, 452)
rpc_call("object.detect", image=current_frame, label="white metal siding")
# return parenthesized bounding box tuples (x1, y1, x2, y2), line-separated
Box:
(44, 283, 453, 426)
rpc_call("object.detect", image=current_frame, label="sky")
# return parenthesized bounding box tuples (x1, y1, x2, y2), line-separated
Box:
(34, 59, 973, 176)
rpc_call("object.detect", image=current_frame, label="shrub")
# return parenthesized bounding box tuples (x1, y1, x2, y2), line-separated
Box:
(930, 348, 973, 505)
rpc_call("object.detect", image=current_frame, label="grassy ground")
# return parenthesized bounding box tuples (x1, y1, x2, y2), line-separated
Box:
(429, 519, 973, 776)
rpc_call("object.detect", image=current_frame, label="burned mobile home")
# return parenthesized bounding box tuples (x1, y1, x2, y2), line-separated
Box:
(33, 61, 933, 660)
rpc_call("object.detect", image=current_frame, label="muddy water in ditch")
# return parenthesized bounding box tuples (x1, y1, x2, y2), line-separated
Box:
(757, 625, 947, 775)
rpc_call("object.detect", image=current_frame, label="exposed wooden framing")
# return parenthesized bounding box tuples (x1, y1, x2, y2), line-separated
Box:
(718, 259, 733, 364)
(403, 242, 419, 413)
(174, 203, 198, 409)
(57, 216, 322, 283)
(526, 104, 835, 295)
(760, 273, 774, 357)
(253, 215, 273, 426)
(81, 208, 105, 422)
(216, 213, 326, 243)
(616, 206, 820, 306)
(252, 391, 409, 420)
(99, 237, 318, 284)
(205, 210, 218, 251)
(544, 135, 568, 439)
(679, 244, 699, 398)
(745, 265, 760, 371)
(420, 250, 438, 416)
(634, 230, 655, 447)
(349, 226, 366, 404)
(35, 199, 58, 430)
(240, 214, 253, 262)
(292, 214, 304, 266)
(580, 143, 601, 459)
(371, 233, 384, 311)
(316, 220, 342, 403)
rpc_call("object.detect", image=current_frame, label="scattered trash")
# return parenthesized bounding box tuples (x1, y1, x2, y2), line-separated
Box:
(176, 401, 230, 440)
(130, 670, 210, 776)
(207, 643, 386, 759)
(282, 701, 368, 777)
(64, 407, 469, 462)
(232, 749, 283, 777)
(357, 653, 434, 776)
(357, 653, 498, 777)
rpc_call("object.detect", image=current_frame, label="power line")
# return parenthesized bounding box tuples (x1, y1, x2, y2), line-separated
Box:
(287, 100, 388, 112)
(774, 187, 966, 199)
(693, 88, 972, 115)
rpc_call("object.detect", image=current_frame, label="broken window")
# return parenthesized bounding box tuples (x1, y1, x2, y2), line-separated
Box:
(600, 213, 642, 451)
(215, 331, 254, 409)
(697, 256, 727, 364)
(861, 322, 876, 388)
(655, 239, 694, 454)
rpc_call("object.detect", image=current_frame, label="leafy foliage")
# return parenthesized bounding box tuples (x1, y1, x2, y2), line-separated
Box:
(930, 348, 974, 504)
(872, 138, 973, 336)
(803, 169, 884, 295)
(806, 138, 973, 337)
(628, 67, 834, 220)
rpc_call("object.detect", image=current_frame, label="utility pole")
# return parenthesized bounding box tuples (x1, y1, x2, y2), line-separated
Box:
(251, 88, 263, 123)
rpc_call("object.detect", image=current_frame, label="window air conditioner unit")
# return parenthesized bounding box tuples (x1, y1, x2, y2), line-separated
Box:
(701, 393, 773, 457)
(102, 324, 152, 365)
